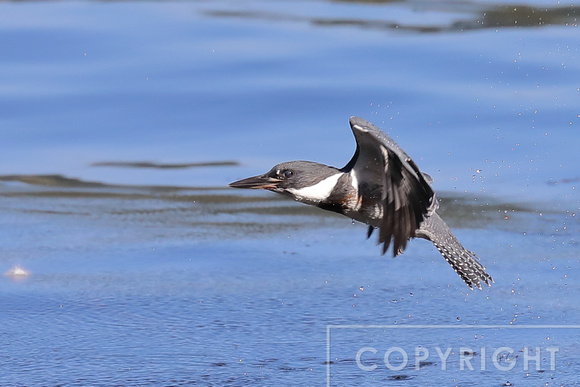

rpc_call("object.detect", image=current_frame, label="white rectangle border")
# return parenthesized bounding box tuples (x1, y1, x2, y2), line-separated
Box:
(326, 324, 580, 387)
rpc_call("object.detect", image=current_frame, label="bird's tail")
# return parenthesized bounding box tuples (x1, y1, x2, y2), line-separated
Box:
(417, 212, 493, 290)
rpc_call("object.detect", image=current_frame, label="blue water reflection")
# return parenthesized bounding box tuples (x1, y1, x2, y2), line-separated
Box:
(0, 1, 577, 198)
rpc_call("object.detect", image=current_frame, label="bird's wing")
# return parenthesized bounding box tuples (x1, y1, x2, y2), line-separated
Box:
(345, 116, 435, 256)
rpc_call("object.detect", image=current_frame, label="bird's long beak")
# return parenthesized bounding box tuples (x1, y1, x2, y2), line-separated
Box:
(228, 174, 280, 190)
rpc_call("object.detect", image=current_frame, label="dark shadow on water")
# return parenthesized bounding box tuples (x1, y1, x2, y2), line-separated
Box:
(92, 161, 238, 169)
(0, 174, 228, 192)
(547, 176, 580, 186)
(203, 2, 578, 33)
(0, 173, 564, 234)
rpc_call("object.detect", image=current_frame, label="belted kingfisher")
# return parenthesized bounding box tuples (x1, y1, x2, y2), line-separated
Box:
(229, 117, 493, 290)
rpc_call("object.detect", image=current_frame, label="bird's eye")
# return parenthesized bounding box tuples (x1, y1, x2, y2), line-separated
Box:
(282, 170, 293, 179)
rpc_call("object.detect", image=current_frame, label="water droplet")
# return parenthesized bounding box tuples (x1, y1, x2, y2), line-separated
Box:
(3, 265, 30, 279)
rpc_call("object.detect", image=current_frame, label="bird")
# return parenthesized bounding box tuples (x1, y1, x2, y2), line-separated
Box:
(229, 116, 493, 290)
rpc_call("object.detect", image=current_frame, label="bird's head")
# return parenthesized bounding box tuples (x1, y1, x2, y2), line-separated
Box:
(229, 161, 341, 201)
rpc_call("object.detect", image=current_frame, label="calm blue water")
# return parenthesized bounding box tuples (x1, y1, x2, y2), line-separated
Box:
(0, 1, 578, 385)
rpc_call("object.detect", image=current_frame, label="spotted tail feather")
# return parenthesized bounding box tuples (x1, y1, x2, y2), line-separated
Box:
(417, 212, 493, 290)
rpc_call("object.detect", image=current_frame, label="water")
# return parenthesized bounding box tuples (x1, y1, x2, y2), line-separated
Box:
(0, 1, 578, 385)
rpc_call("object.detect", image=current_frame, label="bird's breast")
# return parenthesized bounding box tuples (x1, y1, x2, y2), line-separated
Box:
(342, 204, 383, 227)
(318, 174, 384, 227)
